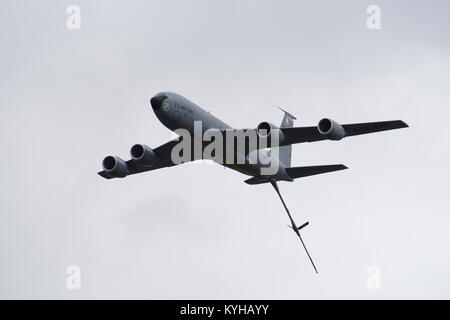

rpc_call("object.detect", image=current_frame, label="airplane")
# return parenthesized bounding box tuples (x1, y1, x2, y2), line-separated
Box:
(98, 92, 408, 273)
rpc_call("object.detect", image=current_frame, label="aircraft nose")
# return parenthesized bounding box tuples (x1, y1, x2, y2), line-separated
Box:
(150, 94, 167, 111)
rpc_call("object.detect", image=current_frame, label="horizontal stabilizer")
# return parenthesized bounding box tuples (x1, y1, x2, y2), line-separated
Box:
(244, 176, 270, 185)
(286, 164, 348, 179)
(244, 165, 347, 184)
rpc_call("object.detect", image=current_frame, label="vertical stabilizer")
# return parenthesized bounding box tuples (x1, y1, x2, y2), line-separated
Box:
(277, 107, 297, 167)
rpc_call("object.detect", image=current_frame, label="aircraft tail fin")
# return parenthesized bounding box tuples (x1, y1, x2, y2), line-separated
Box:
(277, 106, 297, 167)
(286, 164, 348, 179)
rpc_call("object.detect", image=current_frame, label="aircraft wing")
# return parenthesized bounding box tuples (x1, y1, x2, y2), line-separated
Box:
(280, 120, 408, 144)
(219, 120, 408, 154)
(98, 137, 197, 179)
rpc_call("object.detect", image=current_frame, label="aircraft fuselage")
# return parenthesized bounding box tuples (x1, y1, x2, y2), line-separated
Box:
(150, 92, 291, 180)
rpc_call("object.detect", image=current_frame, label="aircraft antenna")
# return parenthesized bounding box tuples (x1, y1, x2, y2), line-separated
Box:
(269, 178, 318, 274)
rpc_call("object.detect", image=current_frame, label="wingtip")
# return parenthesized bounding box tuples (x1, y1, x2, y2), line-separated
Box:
(397, 120, 409, 128)
(98, 171, 113, 179)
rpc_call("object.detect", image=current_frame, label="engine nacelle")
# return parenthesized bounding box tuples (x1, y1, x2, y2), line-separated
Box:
(102, 156, 129, 178)
(130, 144, 157, 166)
(256, 121, 286, 145)
(318, 118, 346, 141)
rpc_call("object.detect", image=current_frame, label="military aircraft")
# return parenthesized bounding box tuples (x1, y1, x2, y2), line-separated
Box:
(99, 92, 408, 273)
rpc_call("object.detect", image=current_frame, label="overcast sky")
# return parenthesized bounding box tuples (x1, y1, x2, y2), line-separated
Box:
(1, 0, 449, 299)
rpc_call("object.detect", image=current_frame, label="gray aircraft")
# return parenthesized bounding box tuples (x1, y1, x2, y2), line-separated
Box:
(99, 92, 408, 273)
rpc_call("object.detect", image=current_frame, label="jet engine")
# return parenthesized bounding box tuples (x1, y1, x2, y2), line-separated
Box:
(102, 156, 129, 178)
(256, 122, 286, 144)
(317, 118, 346, 141)
(130, 144, 157, 166)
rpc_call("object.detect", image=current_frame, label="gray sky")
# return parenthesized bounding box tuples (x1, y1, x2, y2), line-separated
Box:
(1, 0, 449, 299)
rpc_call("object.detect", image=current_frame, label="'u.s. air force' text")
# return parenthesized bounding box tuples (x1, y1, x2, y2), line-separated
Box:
(180, 304, 270, 317)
